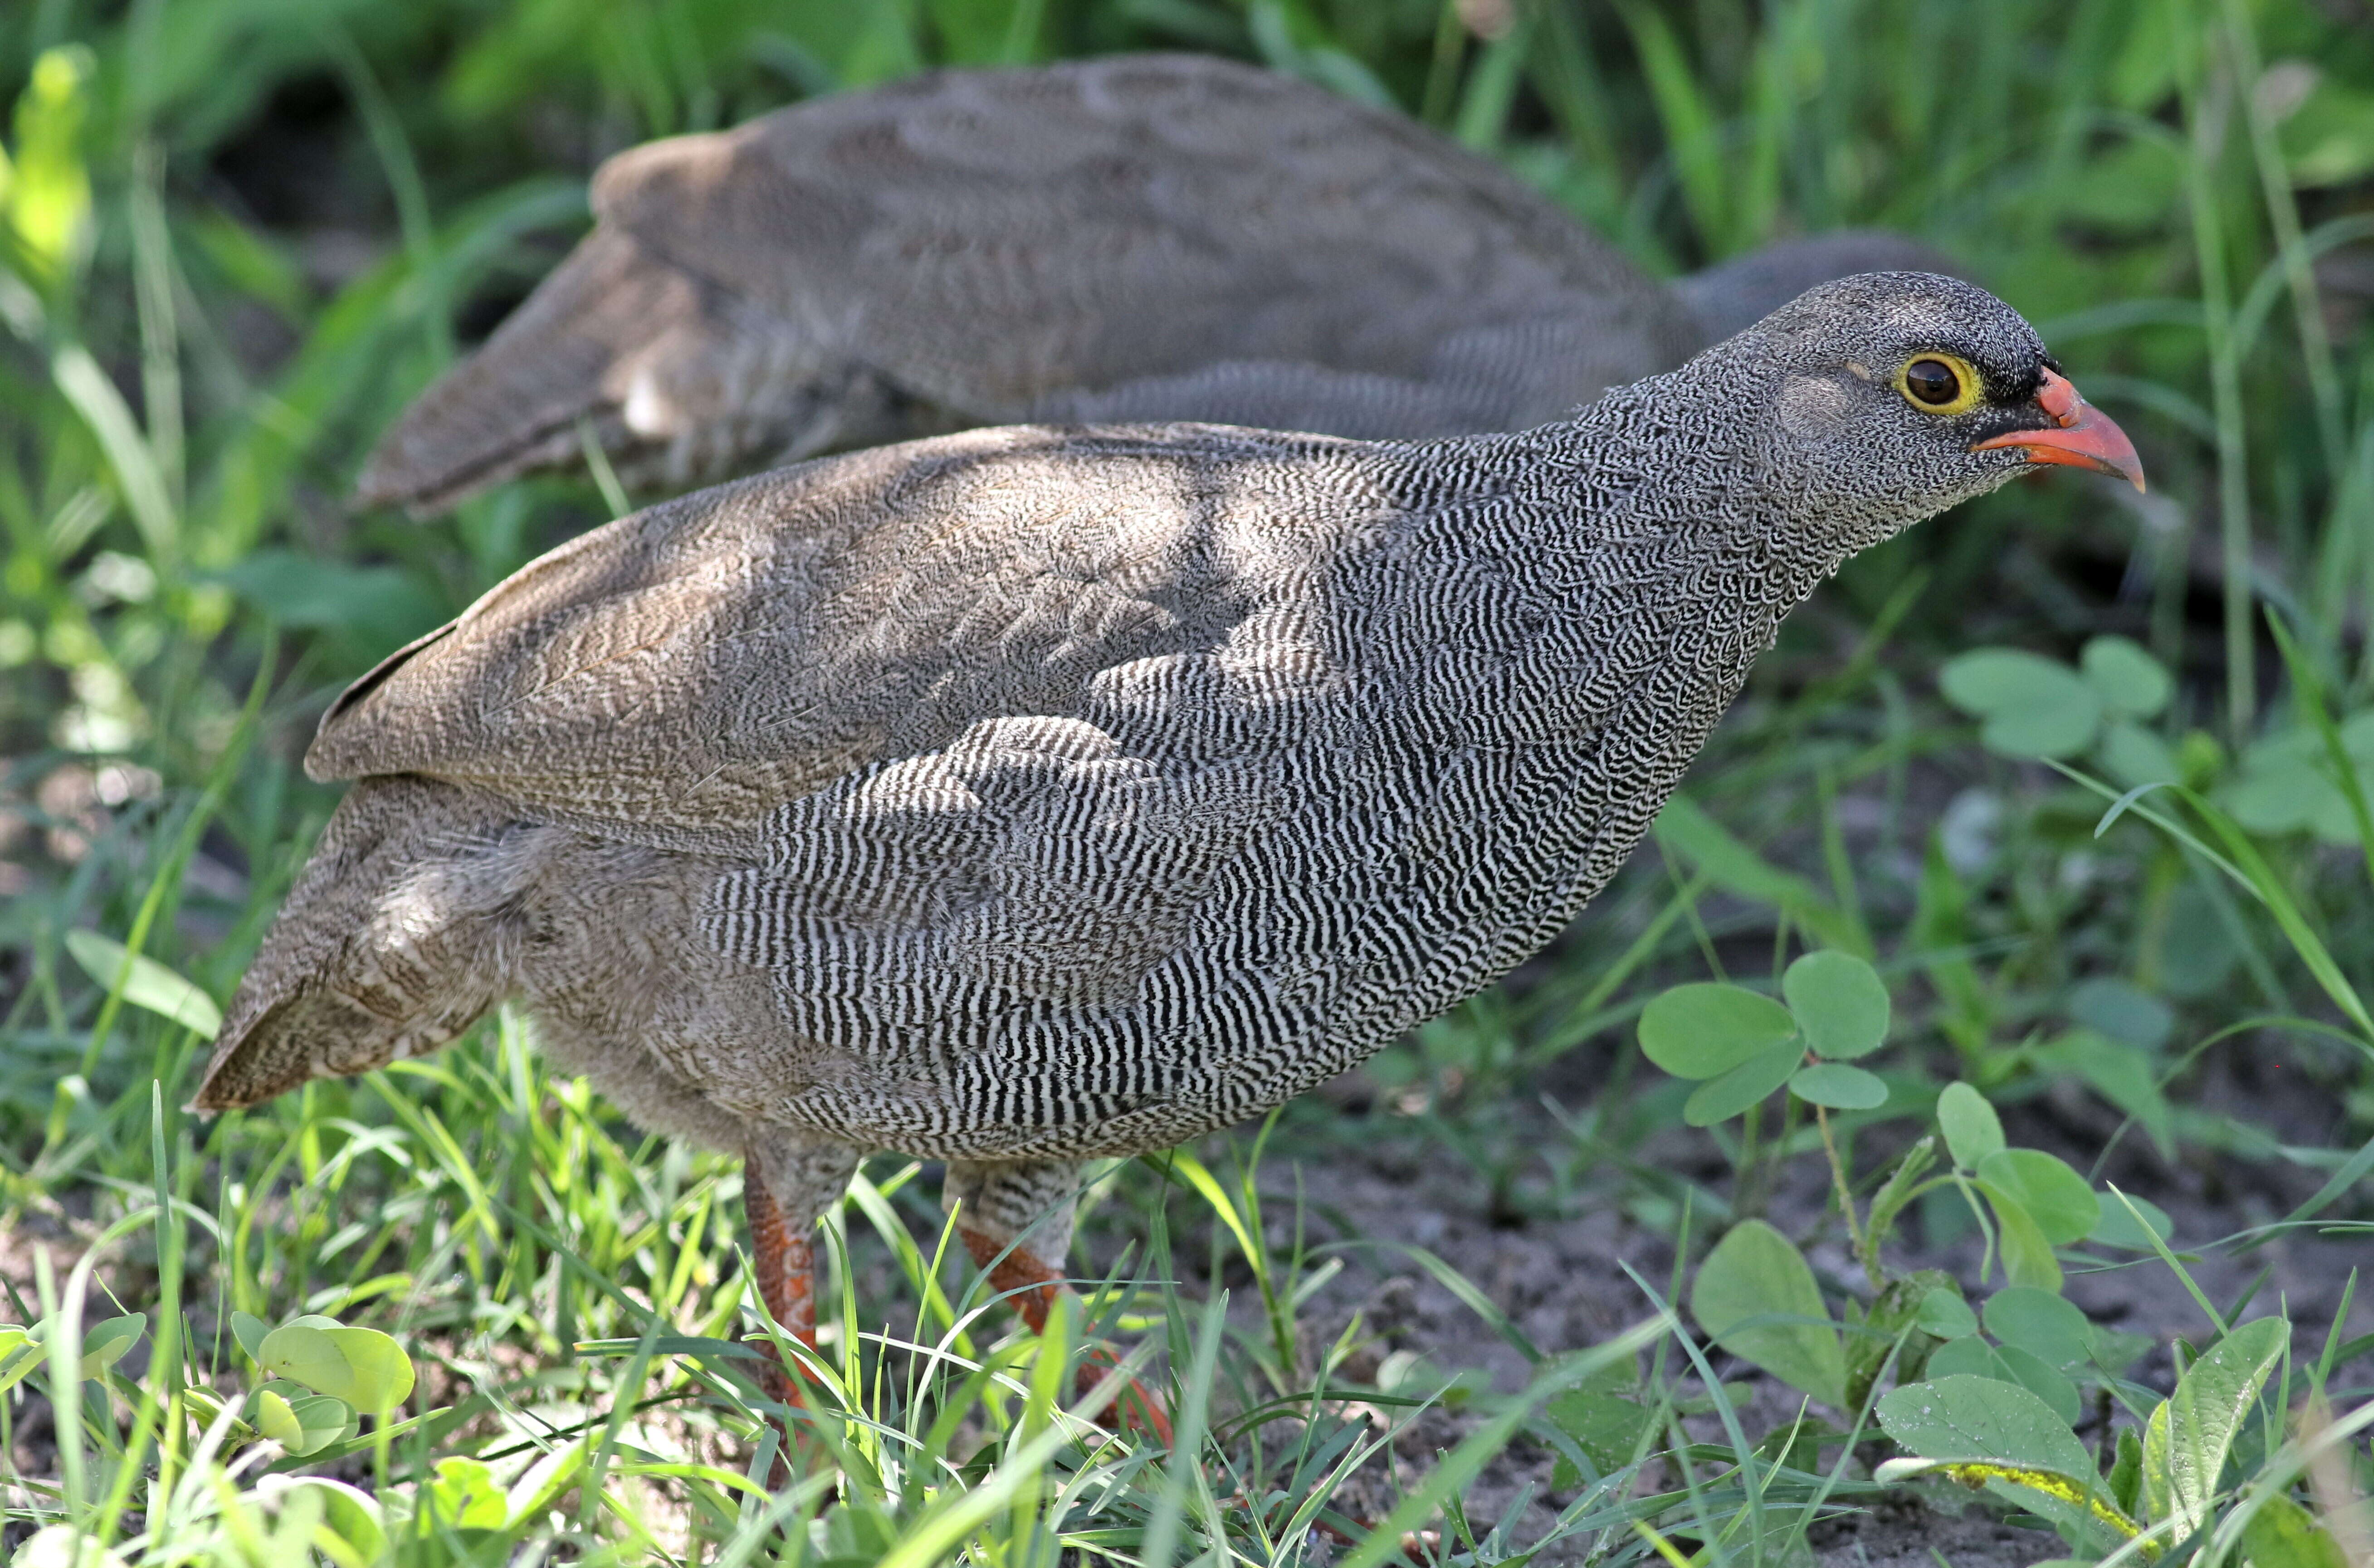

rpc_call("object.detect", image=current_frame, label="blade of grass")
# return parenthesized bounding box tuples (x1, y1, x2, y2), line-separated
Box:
(2221, 0, 2345, 470)
(872, 1340, 1143, 1568)
(50, 343, 177, 570)
(2265, 610, 2374, 889)
(2175, 29, 2257, 735)
(577, 415, 632, 521)
(1142, 1285, 1229, 1568)
(1338, 1318, 1672, 1568)
(1619, 4, 1729, 258)
(54, 632, 273, 1142)
(2180, 790, 2374, 1044)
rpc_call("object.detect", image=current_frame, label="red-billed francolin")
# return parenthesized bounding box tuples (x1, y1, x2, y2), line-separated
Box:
(199, 273, 2142, 1437)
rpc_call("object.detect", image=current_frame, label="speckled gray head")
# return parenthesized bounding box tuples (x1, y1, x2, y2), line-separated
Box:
(1731, 270, 2143, 551)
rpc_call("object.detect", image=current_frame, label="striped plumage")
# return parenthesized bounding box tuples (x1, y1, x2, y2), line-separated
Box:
(196, 274, 2140, 1435)
(355, 53, 1954, 515)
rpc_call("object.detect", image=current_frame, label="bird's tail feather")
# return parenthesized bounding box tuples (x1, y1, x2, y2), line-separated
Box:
(191, 775, 528, 1110)
(352, 227, 704, 515)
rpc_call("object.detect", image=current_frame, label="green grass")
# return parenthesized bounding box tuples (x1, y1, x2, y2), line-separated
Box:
(4, 0, 2374, 1563)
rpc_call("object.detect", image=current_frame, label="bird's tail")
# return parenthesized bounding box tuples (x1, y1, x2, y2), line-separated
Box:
(191, 775, 530, 1110)
(351, 226, 705, 516)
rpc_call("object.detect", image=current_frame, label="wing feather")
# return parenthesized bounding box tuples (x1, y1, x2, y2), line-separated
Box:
(309, 423, 1388, 855)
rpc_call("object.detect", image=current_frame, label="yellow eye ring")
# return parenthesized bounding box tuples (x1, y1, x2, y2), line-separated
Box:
(1894, 352, 1983, 416)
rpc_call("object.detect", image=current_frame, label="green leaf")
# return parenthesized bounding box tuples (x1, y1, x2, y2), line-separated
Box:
(283, 1395, 355, 1456)
(1939, 648, 2104, 758)
(427, 1456, 511, 1530)
(76, 1313, 145, 1378)
(2284, 71, 2374, 185)
(256, 1330, 337, 1392)
(1875, 1372, 2098, 1477)
(1782, 950, 1890, 1059)
(1922, 1335, 2080, 1424)
(251, 1388, 303, 1447)
(230, 1311, 270, 1364)
(1788, 1062, 1888, 1109)
(2239, 1494, 2351, 1568)
(1983, 1287, 2092, 1369)
(1923, 1334, 1996, 1381)
(2141, 1315, 2288, 1536)
(278, 1480, 388, 1563)
(1976, 1149, 2100, 1244)
(1683, 1040, 1803, 1125)
(212, 549, 446, 651)
(2224, 756, 2359, 843)
(61, 930, 221, 1039)
(1875, 1374, 2131, 1548)
(2108, 1427, 2143, 1516)
(1650, 794, 1859, 949)
(1938, 648, 2068, 716)
(2098, 720, 2183, 790)
(1983, 701, 2105, 760)
(2028, 1030, 2175, 1161)
(2087, 1193, 2174, 1251)
(1991, 1343, 2081, 1425)
(10, 1527, 128, 1568)
(2066, 977, 2174, 1051)
(2081, 635, 2173, 718)
(256, 1322, 416, 1414)
(1690, 1219, 1846, 1408)
(1936, 1082, 2005, 1167)
(1542, 1390, 1654, 1486)
(0, 1326, 42, 1395)
(2092, 1326, 2156, 1377)
(10, 1315, 153, 1384)
(1914, 1288, 1977, 1342)
(1639, 983, 1797, 1079)
(1978, 1184, 2063, 1292)
(317, 1392, 364, 1446)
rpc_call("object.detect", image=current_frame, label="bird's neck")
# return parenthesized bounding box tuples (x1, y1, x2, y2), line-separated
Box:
(1476, 390, 1853, 641)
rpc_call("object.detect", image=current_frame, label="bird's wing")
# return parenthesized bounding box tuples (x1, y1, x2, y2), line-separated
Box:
(310, 422, 1386, 858)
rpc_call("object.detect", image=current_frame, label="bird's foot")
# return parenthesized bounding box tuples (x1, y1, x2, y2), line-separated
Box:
(1075, 1345, 1174, 1445)
(751, 1349, 831, 1485)
(961, 1224, 1173, 1445)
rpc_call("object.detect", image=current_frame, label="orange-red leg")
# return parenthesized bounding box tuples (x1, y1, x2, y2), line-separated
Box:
(745, 1163, 819, 1405)
(740, 1139, 859, 1427)
(959, 1224, 1173, 1445)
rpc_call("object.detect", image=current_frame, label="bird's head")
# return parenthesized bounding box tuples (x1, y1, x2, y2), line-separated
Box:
(1732, 271, 2142, 554)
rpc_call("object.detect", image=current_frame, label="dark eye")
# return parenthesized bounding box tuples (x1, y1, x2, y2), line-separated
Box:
(1904, 357, 1963, 407)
